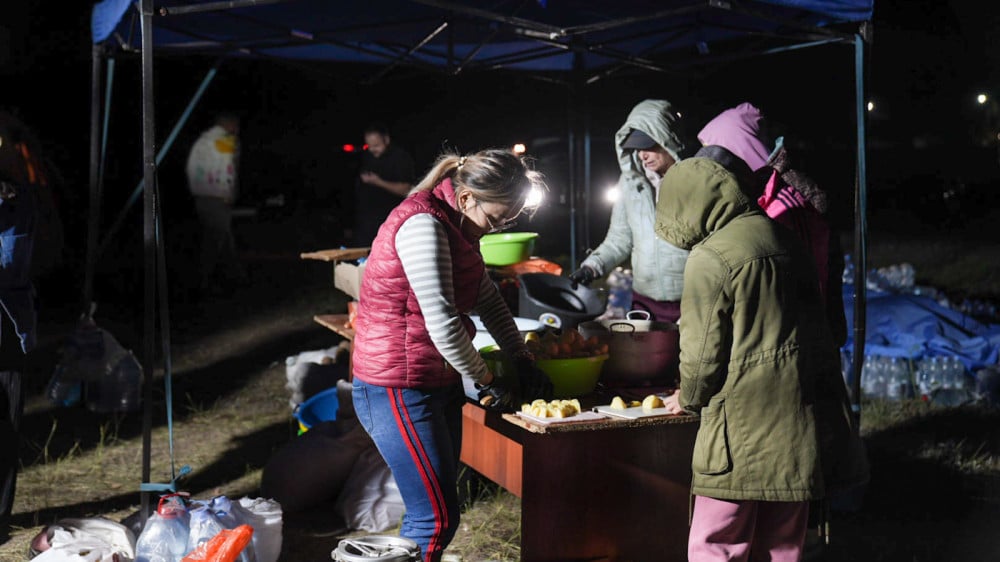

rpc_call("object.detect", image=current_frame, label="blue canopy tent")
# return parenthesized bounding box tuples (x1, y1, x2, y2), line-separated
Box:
(89, 0, 874, 518)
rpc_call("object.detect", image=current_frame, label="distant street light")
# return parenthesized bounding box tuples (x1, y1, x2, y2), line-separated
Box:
(977, 93, 988, 105)
(866, 101, 875, 112)
(512, 143, 526, 155)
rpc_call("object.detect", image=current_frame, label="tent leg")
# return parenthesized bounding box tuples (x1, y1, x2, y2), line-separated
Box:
(84, 45, 106, 314)
(850, 33, 869, 421)
(140, 0, 158, 525)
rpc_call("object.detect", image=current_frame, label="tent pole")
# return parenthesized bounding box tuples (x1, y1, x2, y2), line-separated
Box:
(850, 32, 869, 421)
(84, 45, 106, 314)
(583, 92, 592, 253)
(566, 86, 577, 271)
(139, 0, 158, 524)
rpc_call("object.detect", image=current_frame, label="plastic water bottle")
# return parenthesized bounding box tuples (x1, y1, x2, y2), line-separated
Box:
(884, 357, 912, 401)
(603, 267, 633, 320)
(861, 355, 883, 399)
(45, 365, 82, 407)
(840, 348, 853, 388)
(842, 253, 855, 285)
(135, 495, 191, 562)
(85, 351, 142, 413)
(208, 495, 258, 562)
(186, 502, 226, 555)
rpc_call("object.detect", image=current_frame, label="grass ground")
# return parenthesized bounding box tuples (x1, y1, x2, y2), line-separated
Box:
(1, 204, 999, 561)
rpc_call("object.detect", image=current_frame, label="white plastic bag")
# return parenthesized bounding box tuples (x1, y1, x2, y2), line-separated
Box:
(30, 517, 136, 562)
(334, 447, 405, 532)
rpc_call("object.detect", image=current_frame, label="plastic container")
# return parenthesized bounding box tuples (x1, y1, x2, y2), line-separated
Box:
(186, 503, 226, 555)
(332, 536, 421, 562)
(135, 495, 191, 562)
(206, 496, 257, 562)
(601, 267, 633, 320)
(237, 497, 283, 562)
(479, 232, 538, 266)
(46, 364, 82, 407)
(480, 345, 608, 398)
(293, 386, 340, 433)
(85, 351, 142, 413)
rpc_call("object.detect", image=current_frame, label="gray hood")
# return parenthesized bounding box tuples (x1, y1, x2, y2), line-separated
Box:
(615, 99, 687, 193)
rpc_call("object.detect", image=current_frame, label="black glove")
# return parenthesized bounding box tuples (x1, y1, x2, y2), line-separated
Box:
(514, 357, 554, 401)
(476, 378, 518, 413)
(568, 265, 598, 287)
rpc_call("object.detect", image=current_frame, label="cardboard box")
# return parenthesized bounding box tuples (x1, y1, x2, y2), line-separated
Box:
(334, 261, 367, 300)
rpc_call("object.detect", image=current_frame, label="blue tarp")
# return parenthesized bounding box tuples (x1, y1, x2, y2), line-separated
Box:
(843, 287, 1000, 372)
(91, 0, 873, 74)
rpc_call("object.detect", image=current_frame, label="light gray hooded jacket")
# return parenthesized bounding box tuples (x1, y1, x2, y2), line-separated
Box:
(581, 99, 690, 301)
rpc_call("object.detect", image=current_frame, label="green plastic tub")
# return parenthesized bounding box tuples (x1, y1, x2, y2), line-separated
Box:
(479, 232, 538, 266)
(480, 344, 608, 398)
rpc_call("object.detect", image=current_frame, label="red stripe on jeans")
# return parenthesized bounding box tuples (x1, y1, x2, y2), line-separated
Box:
(388, 388, 448, 560)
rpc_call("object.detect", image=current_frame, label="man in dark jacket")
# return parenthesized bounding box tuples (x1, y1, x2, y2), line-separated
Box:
(352, 122, 416, 247)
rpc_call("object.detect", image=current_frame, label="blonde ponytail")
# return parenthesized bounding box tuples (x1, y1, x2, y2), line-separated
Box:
(411, 153, 462, 194)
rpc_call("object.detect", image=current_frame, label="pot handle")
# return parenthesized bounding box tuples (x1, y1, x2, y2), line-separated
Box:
(609, 322, 637, 333)
(625, 309, 651, 321)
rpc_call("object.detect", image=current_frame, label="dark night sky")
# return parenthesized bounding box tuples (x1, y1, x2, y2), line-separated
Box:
(1, 1, 998, 236)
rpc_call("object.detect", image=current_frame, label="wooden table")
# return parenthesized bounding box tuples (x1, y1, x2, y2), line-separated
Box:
(461, 401, 698, 562)
(304, 257, 699, 560)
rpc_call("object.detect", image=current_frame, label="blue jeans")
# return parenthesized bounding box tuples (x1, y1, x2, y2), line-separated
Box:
(352, 378, 465, 562)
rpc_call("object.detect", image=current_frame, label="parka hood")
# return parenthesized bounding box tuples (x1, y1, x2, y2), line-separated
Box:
(697, 102, 772, 172)
(615, 99, 686, 192)
(654, 146, 760, 250)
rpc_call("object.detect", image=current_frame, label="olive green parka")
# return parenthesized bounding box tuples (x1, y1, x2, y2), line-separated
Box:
(654, 148, 868, 501)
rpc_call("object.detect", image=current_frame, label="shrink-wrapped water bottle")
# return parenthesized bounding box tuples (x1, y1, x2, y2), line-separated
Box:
(135, 494, 191, 562)
(884, 357, 912, 401)
(187, 502, 226, 555)
(45, 364, 81, 407)
(861, 355, 883, 399)
(603, 267, 633, 320)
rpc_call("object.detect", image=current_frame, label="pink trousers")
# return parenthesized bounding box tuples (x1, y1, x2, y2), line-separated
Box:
(688, 495, 809, 561)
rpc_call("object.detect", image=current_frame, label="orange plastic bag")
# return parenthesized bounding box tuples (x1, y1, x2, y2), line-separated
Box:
(181, 524, 254, 562)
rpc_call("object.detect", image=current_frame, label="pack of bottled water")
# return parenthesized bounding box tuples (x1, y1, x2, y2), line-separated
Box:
(859, 355, 913, 401)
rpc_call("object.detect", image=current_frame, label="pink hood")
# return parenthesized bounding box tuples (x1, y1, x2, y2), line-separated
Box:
(697, 102, 771, 172)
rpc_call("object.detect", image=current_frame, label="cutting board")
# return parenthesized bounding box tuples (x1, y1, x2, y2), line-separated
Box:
(593, 404, 673, 419)
(515, 410, 607, 425)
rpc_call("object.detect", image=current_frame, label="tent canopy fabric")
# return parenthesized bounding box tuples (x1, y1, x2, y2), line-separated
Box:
(92, 0, 872, 80)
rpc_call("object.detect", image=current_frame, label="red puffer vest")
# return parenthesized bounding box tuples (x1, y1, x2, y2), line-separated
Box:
(352, 179, 484, 388)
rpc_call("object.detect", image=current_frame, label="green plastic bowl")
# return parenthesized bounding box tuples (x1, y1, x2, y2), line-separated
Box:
(479, 232, 538, 266)
(479, 344, 608, 398)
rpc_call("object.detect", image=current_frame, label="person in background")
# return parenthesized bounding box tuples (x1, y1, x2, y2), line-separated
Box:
(567, 99, 689, 323)
(185, 112, 245, 294)
(351, 148, 552, 561)
(656, 139, 868, 561)
(353, 122, 416, 248)
(698, 101, 847, 345)
(0, 171, 38, 544)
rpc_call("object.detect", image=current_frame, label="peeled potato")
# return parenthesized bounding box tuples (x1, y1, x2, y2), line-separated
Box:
(610, 396, 627, 410)
(641, 394, 664, 410)
(524, 398, 581, 418)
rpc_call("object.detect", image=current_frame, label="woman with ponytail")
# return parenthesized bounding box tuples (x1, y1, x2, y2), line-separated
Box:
(351, 148, 551, 561)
